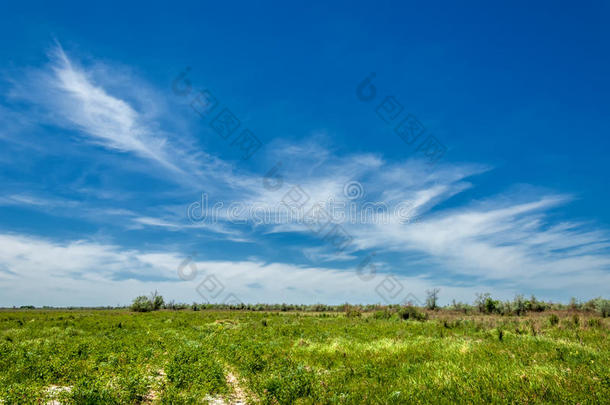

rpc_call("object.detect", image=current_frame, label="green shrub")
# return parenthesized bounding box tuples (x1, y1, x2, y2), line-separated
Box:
(373, 309, 393, 320)
(346, 309, 362, 318)
(475, 293, 500, 314)
(513, 295, 527, 316)
(151, 292, 164, 310)
(130, 292, 165, 312)
(498, 301, 513, 316)
(485, 297, 500, 314)
(548, 314, 559, 326)
(397, 306, 427, 321)
(130, 296, 153, 312)
(595, 299, 610, 318)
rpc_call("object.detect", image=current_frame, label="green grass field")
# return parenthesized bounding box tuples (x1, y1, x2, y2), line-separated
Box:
(1, 309, 608, 404)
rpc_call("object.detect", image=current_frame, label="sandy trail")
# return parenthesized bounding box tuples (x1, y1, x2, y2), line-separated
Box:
(206, 369, 249, 405)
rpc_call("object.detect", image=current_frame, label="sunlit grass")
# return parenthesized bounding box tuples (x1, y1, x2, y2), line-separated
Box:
(0, 309, 608, 404)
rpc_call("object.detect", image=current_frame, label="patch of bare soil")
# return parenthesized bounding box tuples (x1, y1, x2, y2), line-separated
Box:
(45, 385, 72, 405)
(205, 369, 249, 405)
(143, 368, 166, 404)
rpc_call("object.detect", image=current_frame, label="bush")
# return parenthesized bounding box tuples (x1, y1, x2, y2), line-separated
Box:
(398, 306, 427, 321)
(548, 314, 559, 326)
(373, 309, 393, 320)
(346, 309, 362, 318)
(151, 291, 164, 310)
(595, 299, 610, 318)
(513, 295, 527, 316)
(485, 297, 500, 314)
(527, 295, 548, 312)
(130, 296, 153, 312)
(130, 292, 166, 312)
(475, 293, 499, 314)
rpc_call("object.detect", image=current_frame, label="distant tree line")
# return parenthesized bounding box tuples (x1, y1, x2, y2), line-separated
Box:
(126, 290, 610, 318)
(7, 291, 608, 318)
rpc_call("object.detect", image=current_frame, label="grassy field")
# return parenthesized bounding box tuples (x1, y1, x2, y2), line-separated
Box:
(0, 309, 608, 404)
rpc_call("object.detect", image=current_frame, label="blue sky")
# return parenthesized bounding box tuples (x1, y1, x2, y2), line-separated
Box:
(0, 1, 609, 306)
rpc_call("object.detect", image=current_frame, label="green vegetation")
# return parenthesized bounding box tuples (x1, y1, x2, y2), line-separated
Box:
(0, 303, 608, 404)
(130, 291, 165, 312)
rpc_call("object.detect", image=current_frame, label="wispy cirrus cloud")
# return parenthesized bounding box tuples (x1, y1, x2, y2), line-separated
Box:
(10, 44, 174, 169)
(187, 144, 610, 296)
(4, 42, 238, 188)
(130, 216, 251, 242)
(349, 193, 610, 293)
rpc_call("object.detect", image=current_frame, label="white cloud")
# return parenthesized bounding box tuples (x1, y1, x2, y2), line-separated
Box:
(5, 42, 240, 188)
(130, 216, 252, 242)
(349, 194, 610, 291)
(13, 44, 177, 171)
(0, 232, 491, 307)
(0, 193, 79, 208)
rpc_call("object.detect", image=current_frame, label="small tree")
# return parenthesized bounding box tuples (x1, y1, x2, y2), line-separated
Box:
(595, 298, 610, 318)
(475, 293, 499, 314)
(150, 290, 165, 310)
(475, 293, 491, 313)
(131, 296, 153, 312)
(131, 291, 164, 312)
(485, 297, 499, 314)
(514, 295, 526, 316)
(425, 288, 440, 310)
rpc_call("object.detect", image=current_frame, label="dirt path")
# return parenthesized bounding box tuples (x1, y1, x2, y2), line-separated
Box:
(206, 369, 249, 405)
(225, 370, 248, 405)
(143, 365, 252, 404)
(143, 369, 166, 404)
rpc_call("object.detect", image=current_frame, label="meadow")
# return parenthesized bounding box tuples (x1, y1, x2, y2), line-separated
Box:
(0, 308, 608, 404)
